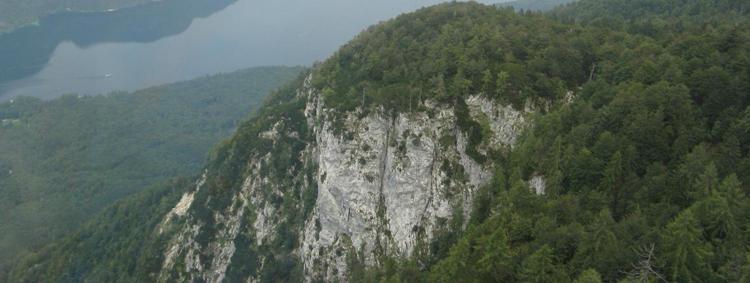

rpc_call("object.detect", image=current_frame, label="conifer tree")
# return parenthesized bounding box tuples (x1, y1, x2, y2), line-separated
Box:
(600, 152, 624, 217)
(574, 269, 602, 283)
(478, 227, 514, 280)
(662, 210, 714, 282)
(519, 245, 568, 283)
(572, 209, 621, 280)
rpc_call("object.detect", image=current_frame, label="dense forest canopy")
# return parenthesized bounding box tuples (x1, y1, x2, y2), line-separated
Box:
(312, 1, 598, 114)
(0, 66, 302, 280)
(7, 0, 750, 282)
(6, 69, 315, 283)
(314, 0, 750, 282)
(497, 0, 578, 12)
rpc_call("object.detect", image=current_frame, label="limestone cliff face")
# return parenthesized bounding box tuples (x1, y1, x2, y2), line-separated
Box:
(157, 75, 531, 282)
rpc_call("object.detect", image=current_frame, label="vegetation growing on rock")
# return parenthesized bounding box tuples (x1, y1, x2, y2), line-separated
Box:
(8, 0, 750, 282)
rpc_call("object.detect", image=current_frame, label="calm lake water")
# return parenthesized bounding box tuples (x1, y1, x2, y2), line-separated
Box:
(0, 0, 493, 101)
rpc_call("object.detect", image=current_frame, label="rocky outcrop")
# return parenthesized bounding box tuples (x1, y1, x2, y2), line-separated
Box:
(157, 75, 532, 282)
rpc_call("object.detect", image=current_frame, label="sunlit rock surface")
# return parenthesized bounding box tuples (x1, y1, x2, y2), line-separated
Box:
(157, 75, 531, 282)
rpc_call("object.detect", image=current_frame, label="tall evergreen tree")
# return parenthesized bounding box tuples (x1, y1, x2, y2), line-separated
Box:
(429, 238, 475, 283)
(693, 163, 720, 198)
(741, 253, 750, 283)
(478, 227, 514, 280)
(661, 210, 714, 282)
(573, 269, 602, 283)
(519, 245, 568, 283)
(572, 209, 621, 281)
(599, 152, 625, 218)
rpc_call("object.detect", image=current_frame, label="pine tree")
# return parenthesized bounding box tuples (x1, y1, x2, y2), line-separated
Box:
(691, 195, 737, 243)
(496, 71, 510, 97)
(572, 209, 621, 281)
(429, 238, 474, 283)
(599, 152, 625, 218)
(719, 174, 745, 209)
(547, 136, 565, 195)
(451, 69, 472, 99)
(574, 269, 602, 283)
(693, 163, 719, 198)
(432, 74, 447, 100)
(481, 70, 494, 94)
(662, 210, 714, 282)
(740, 253, 750, 283)
(519, 245, 568, 283)
(478, 227, 514, 280)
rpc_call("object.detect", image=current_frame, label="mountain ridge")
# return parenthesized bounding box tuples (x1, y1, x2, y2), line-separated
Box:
(10, 0, 750, 282)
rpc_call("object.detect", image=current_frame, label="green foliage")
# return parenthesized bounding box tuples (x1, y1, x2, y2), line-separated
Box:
(0, 66, 302, 280)
(573, 269, 602, 283)
(313, 2, 595, 113)
(498, 0, 579, 12)
(477, 228, 514, 280)
(551, 0, 750, 35)
(9, 177, 190, 283)
(9, 0, 750, 282)
(519, 245, 569, 282)
(741, 253, 750, 283)
(571, 209, 622, 279)
(169, 70, 317, 282)
(429, 237, 477, 282)
(348, 0, 750, 282)
(661, 210, 714, 282)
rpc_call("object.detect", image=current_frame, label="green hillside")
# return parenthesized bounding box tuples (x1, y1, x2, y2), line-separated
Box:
(0, 66, 302, 280)
(9, 0, 750, 282)
(345, 1, 750, 281)
(9, 178, 192, 282)
(498, 0, 578, 12)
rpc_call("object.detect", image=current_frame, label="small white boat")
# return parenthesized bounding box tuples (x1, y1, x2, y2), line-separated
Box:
(104, 73, 113, 78)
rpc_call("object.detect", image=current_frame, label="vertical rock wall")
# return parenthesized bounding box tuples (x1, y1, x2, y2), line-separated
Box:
(157, 76, 531, 282)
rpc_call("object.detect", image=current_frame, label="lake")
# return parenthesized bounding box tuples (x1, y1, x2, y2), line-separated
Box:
(0, 0, 494, 102)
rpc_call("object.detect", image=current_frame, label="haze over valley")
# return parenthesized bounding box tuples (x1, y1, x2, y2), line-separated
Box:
(0, 0, 499, 101)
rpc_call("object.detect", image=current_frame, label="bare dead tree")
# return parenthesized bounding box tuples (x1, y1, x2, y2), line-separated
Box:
(622, 244, 667, 283)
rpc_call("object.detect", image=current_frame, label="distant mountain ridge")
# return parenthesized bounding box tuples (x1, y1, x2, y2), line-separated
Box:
(497, 0, 578, 11)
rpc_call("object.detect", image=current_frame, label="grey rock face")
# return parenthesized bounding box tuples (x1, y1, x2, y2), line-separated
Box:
(158, 75, 531, 282)
(529, 174, 547, 195)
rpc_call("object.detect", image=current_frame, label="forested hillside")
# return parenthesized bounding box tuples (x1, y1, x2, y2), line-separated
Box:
(8, 177, 193, 282)
(551, 0, 749, 32)
(349, 1, 750, 282)
(0, 0, 151, 32)
(0, 66, 302, 280)
(498, 0, 577, 12)
(9, 0, 750, 282)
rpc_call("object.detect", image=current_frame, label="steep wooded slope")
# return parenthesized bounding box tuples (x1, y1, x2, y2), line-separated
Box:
(1, 66, 302, 281)
(11, 0, 750, 282)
